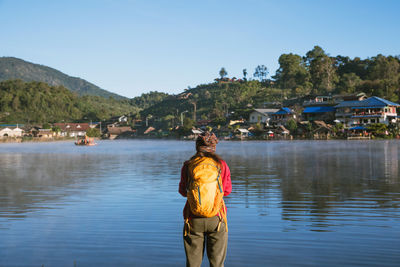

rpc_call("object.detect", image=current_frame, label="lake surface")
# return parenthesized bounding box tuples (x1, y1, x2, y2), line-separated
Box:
(0, 140, 399, 267)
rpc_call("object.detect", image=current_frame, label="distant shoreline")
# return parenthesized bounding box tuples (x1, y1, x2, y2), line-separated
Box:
(1, 136, 394, 144)
(0, 137, 77, 144)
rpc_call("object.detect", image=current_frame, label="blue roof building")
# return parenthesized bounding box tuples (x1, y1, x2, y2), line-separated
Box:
(303, 106, 336, 113)
(270, 107, 296, 126)
(302, 106, 336, 122)
(335, 96, 399, 126)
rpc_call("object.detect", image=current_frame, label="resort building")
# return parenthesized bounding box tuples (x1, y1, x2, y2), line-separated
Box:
(335, 96, 399, 126)
(300, 93, 366, 123)
(270, 107, 296, 125)
(53, 123, 91, 137)
(302, 93, 367, 107)
(249, 108, 279, 124)
(302, 106, 336, 122)
(302, 95, 333, 106)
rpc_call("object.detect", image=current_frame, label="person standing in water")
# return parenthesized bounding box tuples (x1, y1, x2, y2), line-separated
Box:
(179, 132, 232, 267)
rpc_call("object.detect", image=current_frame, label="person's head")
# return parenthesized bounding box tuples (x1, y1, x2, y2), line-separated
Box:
(196, 131, 218, 153)
(191, 131, 222, 163)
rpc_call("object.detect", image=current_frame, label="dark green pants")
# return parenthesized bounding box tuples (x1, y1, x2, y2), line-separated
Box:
(183, 216, 228, 267)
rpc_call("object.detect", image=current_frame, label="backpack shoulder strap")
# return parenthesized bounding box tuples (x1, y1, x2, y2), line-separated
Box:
(186, 162, 192, 192)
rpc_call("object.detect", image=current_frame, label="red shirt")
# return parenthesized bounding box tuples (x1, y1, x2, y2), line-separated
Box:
(179, 159, 232, 218)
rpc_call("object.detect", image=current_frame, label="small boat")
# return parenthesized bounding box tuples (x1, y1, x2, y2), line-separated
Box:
(75, 136, 97, 146)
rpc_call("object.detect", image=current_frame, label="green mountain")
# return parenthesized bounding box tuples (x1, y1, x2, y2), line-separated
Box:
(0, 80, 138, 123)
(140, 80, 280, 125)
(0, 57, 125, 100)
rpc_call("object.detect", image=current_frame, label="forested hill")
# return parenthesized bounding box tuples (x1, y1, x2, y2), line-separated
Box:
(0, 57, 125, 100)
(0, 80, 138, 123)
(141, 46, 400, 125)
(1, 46, 399, 126)
(140, 80, 278, 123)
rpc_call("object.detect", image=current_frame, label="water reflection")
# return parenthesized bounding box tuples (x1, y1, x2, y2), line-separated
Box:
(0, 153, 115, 219)
(0, 140, 399, 266)
(221, 141, 400, 231)
(1, 140, 399, 226)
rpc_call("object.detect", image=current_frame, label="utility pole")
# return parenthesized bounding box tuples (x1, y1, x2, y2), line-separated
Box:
(180, 110, 188, 126)
(191, 101, 197, 122)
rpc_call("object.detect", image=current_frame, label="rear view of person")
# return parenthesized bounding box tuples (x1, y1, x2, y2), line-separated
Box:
(179, 132, 232, 267)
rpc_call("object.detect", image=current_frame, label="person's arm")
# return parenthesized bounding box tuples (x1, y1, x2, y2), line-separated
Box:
(221, 160, 232, 196)
(179, 162, 188, 197)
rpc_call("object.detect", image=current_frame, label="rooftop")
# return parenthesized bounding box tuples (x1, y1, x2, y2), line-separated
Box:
(335, 96, 400, 108)
(273, 107, 293, 115)
(303, 106, 335, 113)
(253, 108, 280, 115)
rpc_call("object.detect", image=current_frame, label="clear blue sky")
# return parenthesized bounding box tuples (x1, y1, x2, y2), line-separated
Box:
(1, 0, 399, 98)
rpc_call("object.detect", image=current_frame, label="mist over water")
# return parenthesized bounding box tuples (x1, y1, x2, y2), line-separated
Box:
(0, 140, 399, 266)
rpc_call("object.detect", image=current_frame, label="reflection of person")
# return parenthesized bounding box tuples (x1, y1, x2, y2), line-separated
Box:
(179, 132, 232, 267)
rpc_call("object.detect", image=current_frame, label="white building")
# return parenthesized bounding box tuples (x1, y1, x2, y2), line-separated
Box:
(248, 109, 279, 124)
(0, 127, 23, 137)
(335, 96, 399, 127)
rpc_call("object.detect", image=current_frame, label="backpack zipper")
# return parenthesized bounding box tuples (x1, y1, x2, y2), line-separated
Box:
(216, 169, 223, 193)
(198, 185, 201, 205)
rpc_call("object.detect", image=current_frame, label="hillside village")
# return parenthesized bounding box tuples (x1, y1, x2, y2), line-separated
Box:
(1, 45, 400, 141)
(2, 91, 399, 142)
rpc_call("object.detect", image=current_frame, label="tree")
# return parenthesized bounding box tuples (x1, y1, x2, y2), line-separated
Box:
(52, 126, 61, 133)
(163, 114, 175, 128)
(335, 56, 369, 80)
(253, 65, 268, 82)
(305, 46, 338, 94)
(332, 123, 344, 136)
(273, 53, 310, 91)
(183, 117, 195, 131)
(337, 73, 362, 94)
(219, 67, 227, 79)
(243, 69, 248, 80)
(365, 54, 400, 101)
(12, 96, 20, 110)
(286, 119, 297, 134)
(368, 123, 388, 137)
(86, 127, 101, 137)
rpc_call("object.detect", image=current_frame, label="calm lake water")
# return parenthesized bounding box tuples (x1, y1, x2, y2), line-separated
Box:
(0, 140, 399, 267)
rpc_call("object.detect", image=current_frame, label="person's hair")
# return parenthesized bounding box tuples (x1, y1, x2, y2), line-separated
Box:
(190, 151, 222, 165)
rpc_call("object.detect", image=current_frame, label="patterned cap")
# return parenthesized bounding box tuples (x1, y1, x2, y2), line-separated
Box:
(196, 131, 218, 153)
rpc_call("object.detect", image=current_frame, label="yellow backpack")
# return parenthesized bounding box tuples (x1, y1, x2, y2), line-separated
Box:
(186, 157, 224, 218)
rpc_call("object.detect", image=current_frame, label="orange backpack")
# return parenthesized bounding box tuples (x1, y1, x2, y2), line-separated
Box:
(185, 157, 228, 235)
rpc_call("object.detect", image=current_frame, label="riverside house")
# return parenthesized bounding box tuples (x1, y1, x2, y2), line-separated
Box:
(37, 129, 54, 138)
(53, 123, 91, 137)
(302, 93, 367, 106)
(249, 109, 279, 125)
(0, 126, 23, 137)
(302, 106, 336, 122)
(335, 96, 399, 127)
(300, 93, 368, 123)
(270, 107, 296, 126)
(106, 125, 135, 139)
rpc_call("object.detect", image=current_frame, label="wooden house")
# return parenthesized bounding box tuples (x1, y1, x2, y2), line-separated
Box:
(270, 107, 296, 126)
(106, 125, 135, 139)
